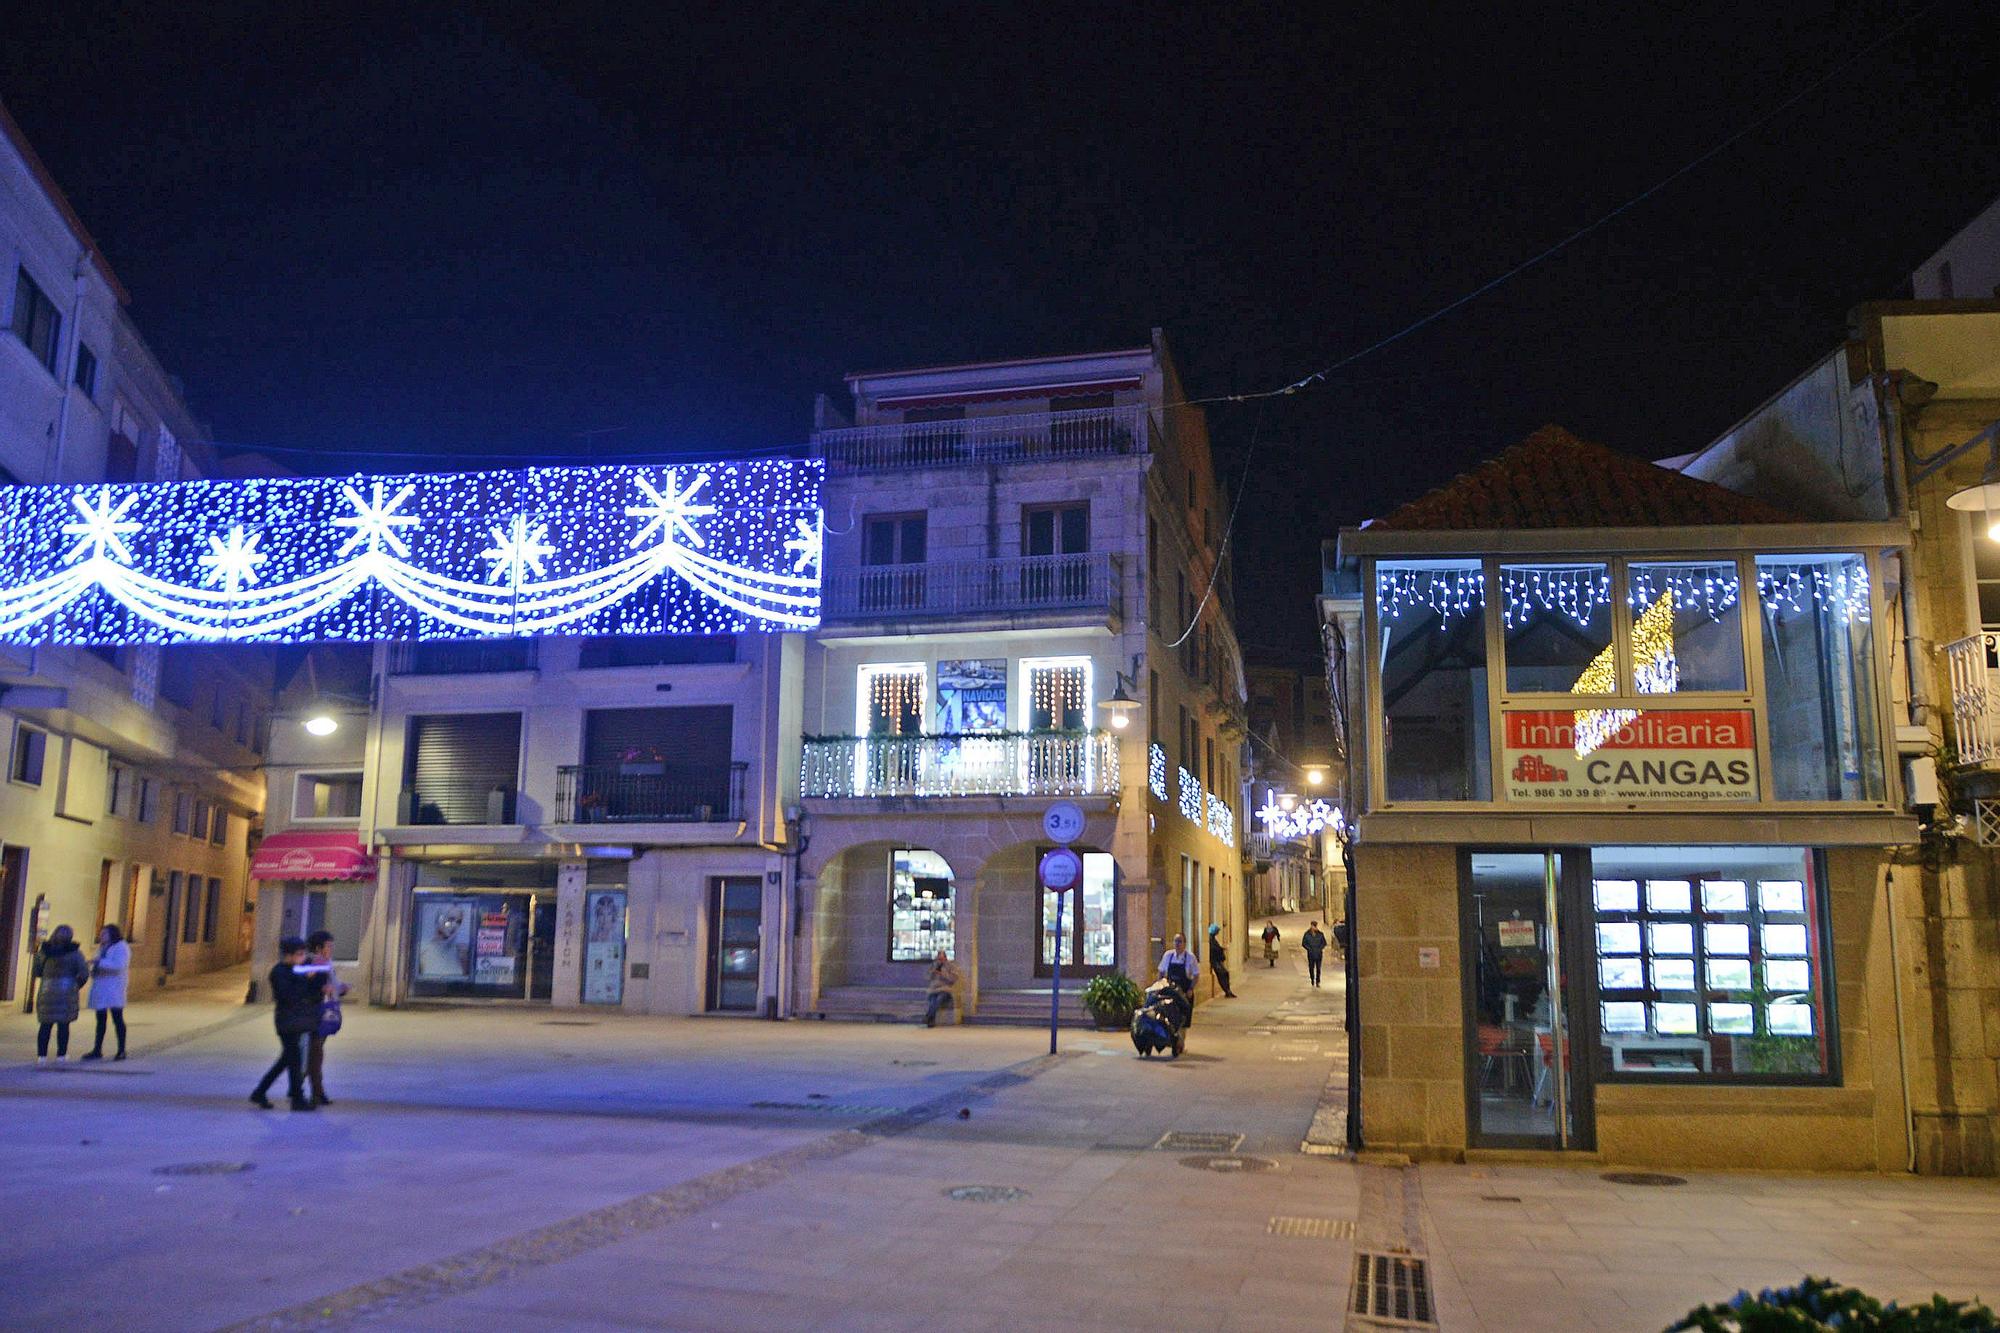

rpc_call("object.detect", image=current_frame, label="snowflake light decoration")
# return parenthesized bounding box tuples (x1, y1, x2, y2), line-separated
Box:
(0, 459, 822, 645)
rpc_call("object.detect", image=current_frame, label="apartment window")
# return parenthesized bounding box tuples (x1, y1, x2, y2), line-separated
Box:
(1023, 657, 1091, 731)
(10, 724, 48, 785)
(73, 342, 98, 399)
(1148, 517, 1160, 624)
(1179, 706, 1193, 776)
(1204, 736, 1216, 790)
(1148, 670, 1160, 744)
(192, 799, 212, 842)
(210, 809, 228, 847)
(1023, 504, 1088, 557)
(209, 688, 229, 731)
(1759, 554, 1883, 800)
(1377, 559, 1491, 802)
(11, 266, 61, 374)
(135, 776, 156, 824)
(578, 634, 735, 668)
(294, 772, 364, 820)
(202, 878, 222, 944)
(182, 874, 203, 944)
(404, 712, 523, 825)
(106, 762, 128, 816)
(859, 663, 925, 737)
(863, 514, 926, 566)
(172, 790, 193, 836)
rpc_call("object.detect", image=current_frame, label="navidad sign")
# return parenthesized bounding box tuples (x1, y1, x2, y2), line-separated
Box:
(1502, 708, 1757, 803)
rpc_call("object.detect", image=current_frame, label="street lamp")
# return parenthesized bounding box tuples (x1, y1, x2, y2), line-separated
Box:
(1303, 763, 1328, 787)
(302, 713, 339, 737)
(1946, 473, 2000, 541)
(1098, 676, 1140, 731)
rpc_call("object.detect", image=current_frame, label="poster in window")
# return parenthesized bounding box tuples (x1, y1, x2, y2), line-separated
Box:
(935, 659, 1007, 733)
(473, 910, 516, 985)
(583, 889, 627, 1005)
(413, 897, 475, 981)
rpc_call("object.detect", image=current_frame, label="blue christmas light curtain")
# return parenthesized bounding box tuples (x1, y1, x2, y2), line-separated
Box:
(0, 459, 823, 644)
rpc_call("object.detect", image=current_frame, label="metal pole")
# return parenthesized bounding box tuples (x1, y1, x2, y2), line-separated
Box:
(1049, 887, 1064, 1056)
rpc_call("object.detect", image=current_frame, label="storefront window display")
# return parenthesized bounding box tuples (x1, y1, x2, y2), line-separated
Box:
(1501, 563, 1614, 694)
(1377, 560, 1490, 801)
(582, 888, 627, 1005)
(1591, 845, 1832, 1081)
(889, 849, 954, 962)
(409, 886, 557, 1000)
(1757, 554, 1884, 801)
(1627, 560, 1745, 693)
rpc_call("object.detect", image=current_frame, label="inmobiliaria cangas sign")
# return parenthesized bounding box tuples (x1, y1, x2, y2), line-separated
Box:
(1502, 708, 1757, 802)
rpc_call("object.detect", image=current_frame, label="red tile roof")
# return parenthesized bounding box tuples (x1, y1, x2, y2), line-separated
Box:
(1369, 425, 1804, 531)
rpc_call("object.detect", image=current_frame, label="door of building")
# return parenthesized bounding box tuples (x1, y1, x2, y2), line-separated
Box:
(707, 877, 762, 1012)
(1460, 849, 1595, 1150)
(160, 874, 181, 974)
(0, 847, 26, 1002)
(1036, 850, 1118, 978)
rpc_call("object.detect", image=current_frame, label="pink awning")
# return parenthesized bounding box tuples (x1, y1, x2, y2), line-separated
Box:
(250, 830, 373, 881)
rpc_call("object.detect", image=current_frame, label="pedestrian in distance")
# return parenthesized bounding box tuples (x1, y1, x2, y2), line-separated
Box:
(923, 949, 960, 1027)
(33, 925, 90, 1068)
(302, 929, 349, 1105)
(1332, 918, 1351, 955)
(82, 924, 131, 1061)
(250, 937, 322, 1111)
(1207, 923, 1236, 998)
(1300, 921, 1329, 988)
(1261, 920, 1281, 967)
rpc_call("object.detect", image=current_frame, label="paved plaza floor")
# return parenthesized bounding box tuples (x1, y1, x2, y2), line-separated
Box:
(1, 918, 1995, 1331)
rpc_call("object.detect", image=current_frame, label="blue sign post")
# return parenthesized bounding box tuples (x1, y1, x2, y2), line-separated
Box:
(1038, 844, 1082, 1056)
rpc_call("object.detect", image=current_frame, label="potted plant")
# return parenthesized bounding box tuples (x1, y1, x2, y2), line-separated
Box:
(618, 745, 665, 777)
(1670, 1277, 1994, 1331)
(1082, 972, 1143, 1030)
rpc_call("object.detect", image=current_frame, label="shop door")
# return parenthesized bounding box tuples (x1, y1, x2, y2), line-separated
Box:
(1461, 849, 1594, 1150)
(0, 847, 25, 1002)
(1036, 850, 1118, 978)
(707, 878, 762, 1012)
(527, 895, 557, 1001)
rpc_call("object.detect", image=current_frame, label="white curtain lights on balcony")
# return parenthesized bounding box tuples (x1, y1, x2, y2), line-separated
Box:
(1148, 743, 1168, 800)
(0, 460, 823, 644)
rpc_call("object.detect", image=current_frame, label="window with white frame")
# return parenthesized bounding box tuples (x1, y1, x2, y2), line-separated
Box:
(294, 771, 364, 820)
(10, 724, 47, 786)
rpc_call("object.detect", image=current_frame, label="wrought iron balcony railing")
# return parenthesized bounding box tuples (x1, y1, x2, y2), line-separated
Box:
(388, 640, 538, 675)
(822, 552, 1120, 623)
(1944, 632, 2000, 766)
(812, 404, 1151, 472)
(801, 731, 1121, 798)
(555, 761, 749, 824)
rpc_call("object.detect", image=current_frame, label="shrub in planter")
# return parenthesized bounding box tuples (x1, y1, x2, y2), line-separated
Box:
(1669, 1277, 1997, 1332)
(1082, 973, 1143, 1028)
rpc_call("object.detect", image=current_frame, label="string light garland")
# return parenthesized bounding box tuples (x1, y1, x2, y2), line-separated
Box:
(1502, 565, 1612, 629)
(1377, 567, 1485, 622)
(1379, 560, 1867, 630)
(1030, 664, 1086, 725)
(0, 461, 823, 644)
(1255, 790, 1344, 841)
(1149, 743, 1168, 800)
(1177, 766, 1203, 823)
(1205, 791, 1236, 846)
(1756, 561, 1870, 622)
(866, 667, 922, 735)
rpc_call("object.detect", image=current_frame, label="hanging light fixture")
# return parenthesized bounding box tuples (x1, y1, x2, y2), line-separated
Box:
(1098, 676, 1140, 730)
(1946, 464, 2000, 541)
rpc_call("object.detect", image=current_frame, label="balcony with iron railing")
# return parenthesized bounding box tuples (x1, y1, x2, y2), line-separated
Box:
(555, 761, 749, 824)
(388, 640, 538, 675)
(812, 403, 1153, 472)
(801, 731, 1120, 799)
(1944, 632, 2000, 766)
(821, 552, 1121, 625)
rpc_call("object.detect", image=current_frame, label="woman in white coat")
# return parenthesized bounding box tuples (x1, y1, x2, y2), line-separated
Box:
(83, 924, 131, 1061)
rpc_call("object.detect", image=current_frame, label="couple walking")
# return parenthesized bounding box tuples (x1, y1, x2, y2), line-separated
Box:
(32, 925, 131, 1067)
(250, 931, 347, 1111)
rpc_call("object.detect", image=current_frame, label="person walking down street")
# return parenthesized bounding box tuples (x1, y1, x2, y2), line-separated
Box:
(302, 930, 349, 1105)
(1300, 921, 1328, 988)
(923, 950, 960, 1028)
(82, 925, 131, 1061)
(1261, 921, 1281, 967)
(1332, 918, 1351, 956)
(1207, 924, 1235, 998)
(250, 937, 321, 1111)
(33, 925, 90, 1068)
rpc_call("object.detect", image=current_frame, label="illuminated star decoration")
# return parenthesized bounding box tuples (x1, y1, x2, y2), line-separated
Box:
(627, 470, 716, 550)
(333, 481, 420, 558)
(62, 489, 142, 564)
(198, 525, 267, 592)
(1256, 794, 1290, 831)
(480, 515, 555, 586)
(784, 515, 822, 574)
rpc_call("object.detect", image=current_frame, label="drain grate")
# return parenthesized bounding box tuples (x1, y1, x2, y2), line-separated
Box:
(750, 1100, 900, 1116)
(1479, 1194, 1523, 1203)
(1349, 1251, 1435, 1326)
(1179, 1154, 1277, 1173)
(946, 1185, 1027, 1203)
(539, 1020, 596, 1027)
(1601, 1171, 1687, 1187)
(153, 1161, 254, 1177)
(1154, 1130, 1243, 1153)
(1268, 1215, 1355, 1239)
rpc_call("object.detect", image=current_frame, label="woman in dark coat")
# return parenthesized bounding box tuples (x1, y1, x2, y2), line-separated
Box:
(34, 925, 90, 1067)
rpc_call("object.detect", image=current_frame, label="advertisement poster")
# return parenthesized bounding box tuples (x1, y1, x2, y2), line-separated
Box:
(935, 659, 1007, 733)
(583, 889, 627, 1005)
(1502, 708, 1757, 803)
(473, 909, 517, 985)
(413, 897, 475, 981)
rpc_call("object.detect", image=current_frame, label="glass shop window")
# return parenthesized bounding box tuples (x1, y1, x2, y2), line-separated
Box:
(889, 849, 955, 962)
(1626, 560, 1746, 693)
(1376, 560, 1490, 801)
(1591, 845, 1832, 1082)
(1501, 563, 1614, 694)
(1756, 555, 1884, 801)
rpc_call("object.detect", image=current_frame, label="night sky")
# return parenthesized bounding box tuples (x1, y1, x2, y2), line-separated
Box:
(5, 3, 1998, 655)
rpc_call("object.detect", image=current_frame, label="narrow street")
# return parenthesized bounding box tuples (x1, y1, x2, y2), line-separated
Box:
(2, 935, 1995, 1330)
